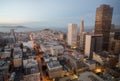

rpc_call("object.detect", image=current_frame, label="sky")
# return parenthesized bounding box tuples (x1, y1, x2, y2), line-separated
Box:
(0, 0, 120, 28)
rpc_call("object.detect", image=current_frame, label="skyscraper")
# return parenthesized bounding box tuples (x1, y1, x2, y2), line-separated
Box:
(67, 24, 78, 47)
(94, 4, 113, 51)
(80, 18, 84, 49)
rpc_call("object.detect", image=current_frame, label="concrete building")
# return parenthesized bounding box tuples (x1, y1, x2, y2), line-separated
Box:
(93, 51, 117, 66)
(114, 40, 120, 54)
(23, 58, 41, 81)
(0, 52, 10, 59)
(13, 47, 22, 67)
(80, 18, 84, 49)
(94, 4, 113, 51)
(109, 32, 115, 51)
(80, 32, 87, 50)
(47, 61, 63, 79)
(109, 32, 120, 54)
(62, 54, 87, 74)
(13, 54, 22, 67)
(59, 33, 64, 41)
(67, 24, 78, 47)
(0, 59, 10, 81)
(85, 34, 103, 59)
(114, 31, 120, 54)
(78, 72, 104, 81)
(50, 45, 64, 56)
(42, 54, 57, 63)
(84, 60, 96, 70)
(23, 41, 34, 49)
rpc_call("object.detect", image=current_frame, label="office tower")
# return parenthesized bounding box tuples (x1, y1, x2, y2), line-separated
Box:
(85, 34, 103, 59)
(67, 24, 78, 47)
(80, 18, 84, 49)
(94, 4, 113, 51)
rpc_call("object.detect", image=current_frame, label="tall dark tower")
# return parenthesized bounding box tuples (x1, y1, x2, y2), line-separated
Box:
(94, 4, 113, 51)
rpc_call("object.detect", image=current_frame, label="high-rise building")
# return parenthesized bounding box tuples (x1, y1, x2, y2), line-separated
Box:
(94, 4, 113, 51)
(85, 34, 103, 59)
(80, 18, 84, 49)
(67, 24, 78, 47)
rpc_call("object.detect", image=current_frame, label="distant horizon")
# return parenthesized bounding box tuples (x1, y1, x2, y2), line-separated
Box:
(0, 0, 120, 28)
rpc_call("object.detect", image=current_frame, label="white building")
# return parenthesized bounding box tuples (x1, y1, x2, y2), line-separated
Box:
(85, 34, 103, 59)
(80, 18, 84, 49)
(23, 41, 34, 49)
(50, 45, 64, 56)
(59, 33, 64, 40)
(67, 24, 78, 47)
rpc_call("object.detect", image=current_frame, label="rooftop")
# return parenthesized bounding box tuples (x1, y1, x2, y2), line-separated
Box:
(85, 60, 96, 65)
(47, 61, 62, 70)
(78, 71, 104, 81)
(51, 45, 64, 49)
(23, 58, 38, 68)
(0, 52, 10, 57)
(23, 58, 39, 75)
(96, 51, 115, 58)
(14, 54, 22, 58)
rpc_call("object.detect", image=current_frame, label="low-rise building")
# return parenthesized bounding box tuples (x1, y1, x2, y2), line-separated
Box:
(13, 47, 22, 67)
(47, 61, 63, 79)
(13, 54, 22, 67)
(23, 58, 41, 81)
(0, 59, 10, 81)
(78, 71, 104, 81)
(62, 54, 88, 74)
(84, 60, 96, 70)
(50, 45, 64, 56)
(0, 52, 11, 59)
(43, 54, 57, 63)
(93, 51, 117, 66)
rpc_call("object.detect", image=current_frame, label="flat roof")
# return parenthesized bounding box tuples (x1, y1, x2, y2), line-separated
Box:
(78, 72, 104, 81)
(14, 54, 22, 58)
(47, 61, 62, 70)
(85, 60, 96, 65)
(24, 65, 39, 75)
(23, 58, 38, 68)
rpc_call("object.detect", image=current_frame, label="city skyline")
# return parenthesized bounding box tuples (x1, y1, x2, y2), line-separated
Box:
(0, 1, 120, 81)
(0, 0, 120, 28)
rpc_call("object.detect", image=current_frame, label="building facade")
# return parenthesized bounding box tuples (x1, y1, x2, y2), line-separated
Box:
(94, 4, 113, 51)
(67, 24, 78, 47)
(85, 34, 103, 59)
(80, 18, 84, 49)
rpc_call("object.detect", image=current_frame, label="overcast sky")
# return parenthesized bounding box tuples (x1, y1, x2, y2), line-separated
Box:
(0, 0, 120, 28)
